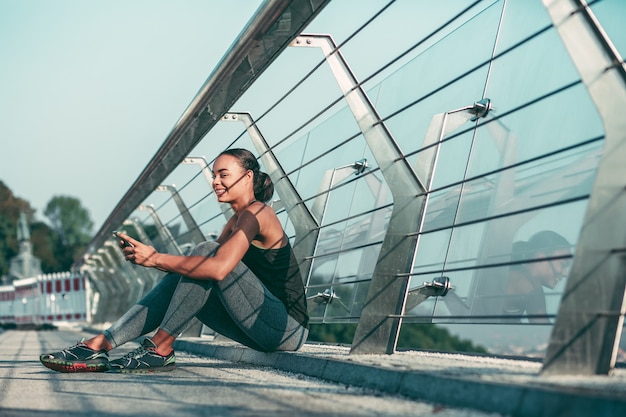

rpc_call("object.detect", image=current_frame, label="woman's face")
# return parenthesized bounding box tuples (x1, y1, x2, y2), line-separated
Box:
(211, 154, 252, 203)
(537, 249, 571, 289)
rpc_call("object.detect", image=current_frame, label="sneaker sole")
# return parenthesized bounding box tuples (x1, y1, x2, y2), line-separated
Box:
(40, 358, 109, 373)
(107, 364, 176, 374)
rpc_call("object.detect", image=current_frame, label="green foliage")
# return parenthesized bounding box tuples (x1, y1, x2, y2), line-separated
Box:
(44, 196, 93, 247)
(397, 324, 488, 354)
(43, 195, 94, 271)
(307, 323, 357, 345)
(0, 181, 34, 277)
(307, 322, 487, 354)
(30, 221, 62, 272)
(0, 182, 95, 275)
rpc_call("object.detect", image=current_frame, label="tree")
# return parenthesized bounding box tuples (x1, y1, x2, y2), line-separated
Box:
(30, 221, 62, 272)
(397, 324, 488, 354)
(44, 196, 93, 247)
(0, 185, 94, 275)
(0, 181, 35, 277)
(44, 195, 94, 269)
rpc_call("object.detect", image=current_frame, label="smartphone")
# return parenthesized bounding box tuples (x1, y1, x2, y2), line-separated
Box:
(112, 231, 134, 248)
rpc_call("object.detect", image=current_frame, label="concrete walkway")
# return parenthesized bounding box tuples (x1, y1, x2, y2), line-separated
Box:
(0, 329, 500, 417)
(174, 337, 626, 417)
(1, 328, 625, 416)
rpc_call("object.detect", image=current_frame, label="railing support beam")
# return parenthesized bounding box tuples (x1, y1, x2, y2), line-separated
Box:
(541, 0, 626, 376)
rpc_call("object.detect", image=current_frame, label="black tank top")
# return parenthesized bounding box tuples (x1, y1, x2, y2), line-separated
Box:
(241, 241, 309, 328)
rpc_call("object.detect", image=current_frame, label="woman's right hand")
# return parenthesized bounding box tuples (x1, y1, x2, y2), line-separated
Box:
(116, 232, 159, 268)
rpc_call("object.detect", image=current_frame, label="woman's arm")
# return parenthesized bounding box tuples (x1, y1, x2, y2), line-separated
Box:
(117, 210, 261, 281)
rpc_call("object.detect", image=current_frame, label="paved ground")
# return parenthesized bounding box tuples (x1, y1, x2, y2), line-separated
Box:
(2, 327, 626, 416)
(175, 337, 626, 417)
(0, 329, 503, 417)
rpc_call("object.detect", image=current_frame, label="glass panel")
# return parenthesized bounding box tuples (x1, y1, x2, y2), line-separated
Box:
(320, 170, 391, 226)
(83, 0, 620, 360)
(422, 187, 460, 233)
(451, 202, 584, 320)
(195, 122, 249, 157)
(340, 0, 502, 85)
(372, 1, 502, 121)
(287, 137, 368, 207)
(485, 29, 581, 111)
(176, 173, 215, 214)
(197, 215, 228, 243)
(307, 253, 338, 288)
(412, 229, 453, 275)
(493, 0, 553, 53)
(324, 281, 365, 320)
(276, 211, 296, 240)
(438, 322, 554, 356)
(238, 56, 343, 147)
(457, 141, 603, 226)
(331, 247, 378, 284)
(274, 132, 310, 176)
(324, 212, 386, 254)
(382, 69, 487, 159)
(128, 215, 163, 253)
(410, 197, 586, 327)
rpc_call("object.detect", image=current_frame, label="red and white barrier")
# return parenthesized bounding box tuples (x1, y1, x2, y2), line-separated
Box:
(0, 272, 88, 328)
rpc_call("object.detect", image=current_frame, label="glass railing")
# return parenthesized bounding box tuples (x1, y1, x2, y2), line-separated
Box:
(77, 0, 626, 373)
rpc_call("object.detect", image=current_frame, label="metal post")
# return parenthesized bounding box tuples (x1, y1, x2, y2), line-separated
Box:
(541, 0, 626, 375)
(291, 34, 428, 354)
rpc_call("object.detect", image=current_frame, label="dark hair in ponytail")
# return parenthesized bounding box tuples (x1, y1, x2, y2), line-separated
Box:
(219, 148, 274, 203)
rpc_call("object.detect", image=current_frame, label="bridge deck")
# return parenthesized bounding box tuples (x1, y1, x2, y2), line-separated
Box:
(1, 328, 624, 416)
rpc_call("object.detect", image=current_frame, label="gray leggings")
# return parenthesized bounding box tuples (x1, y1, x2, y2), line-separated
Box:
(103, 241, 308, 352)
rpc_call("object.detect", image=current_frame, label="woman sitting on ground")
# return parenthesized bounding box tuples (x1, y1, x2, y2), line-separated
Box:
(40, 148, 309, 373)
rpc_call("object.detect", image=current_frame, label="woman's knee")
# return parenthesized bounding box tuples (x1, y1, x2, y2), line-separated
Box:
(190, 240, 220, 257)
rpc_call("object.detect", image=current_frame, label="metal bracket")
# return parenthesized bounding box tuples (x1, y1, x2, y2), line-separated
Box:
(404, 276, 452, 312)
(307, 288, 351, 313)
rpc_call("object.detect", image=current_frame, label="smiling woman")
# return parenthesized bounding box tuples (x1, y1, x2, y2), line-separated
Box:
(40, 148, 309, 374)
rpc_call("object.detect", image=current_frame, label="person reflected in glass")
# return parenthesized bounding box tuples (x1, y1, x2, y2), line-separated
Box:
(502, 231, 571, 323)
(40, 148, 309, 373)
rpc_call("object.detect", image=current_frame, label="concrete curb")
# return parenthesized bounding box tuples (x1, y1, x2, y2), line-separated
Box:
(174, 338, 626, 417)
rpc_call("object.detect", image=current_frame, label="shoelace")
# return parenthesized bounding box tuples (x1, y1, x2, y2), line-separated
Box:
(52, 339, 89, 359)
(63, 339, 87, 352)
(119, 345, 148, 360)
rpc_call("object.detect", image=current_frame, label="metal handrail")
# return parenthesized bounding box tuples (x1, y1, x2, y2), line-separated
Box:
(78, 0, 331, 265)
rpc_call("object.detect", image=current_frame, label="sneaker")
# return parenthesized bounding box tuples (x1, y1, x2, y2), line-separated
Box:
(107, 337, 175, 373)
(40, 339, 109, 373)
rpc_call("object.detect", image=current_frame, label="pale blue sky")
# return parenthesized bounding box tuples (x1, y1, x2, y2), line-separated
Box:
(0, 0, 263, 229)
(2, 0, 623, 236)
